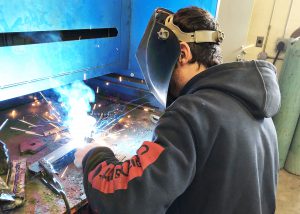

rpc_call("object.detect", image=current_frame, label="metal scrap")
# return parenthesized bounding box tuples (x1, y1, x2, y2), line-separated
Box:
(9, 159, 26, 199)
(20, 139, 46, 154)
(0, 159, 26, 211)
(0, 177, 15, 202)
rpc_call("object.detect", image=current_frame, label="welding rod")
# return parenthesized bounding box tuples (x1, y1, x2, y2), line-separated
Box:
(0, 119, 8, 131)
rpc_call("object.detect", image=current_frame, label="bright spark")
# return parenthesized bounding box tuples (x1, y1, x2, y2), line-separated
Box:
(10, 110, 17, 119)
(60, 166, 69, 178)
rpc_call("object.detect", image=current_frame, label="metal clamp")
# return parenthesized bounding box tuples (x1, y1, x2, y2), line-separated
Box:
(38, 159, 71, 214)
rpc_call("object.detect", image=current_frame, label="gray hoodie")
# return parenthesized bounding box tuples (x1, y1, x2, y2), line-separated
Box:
(82, 60, 280, 214)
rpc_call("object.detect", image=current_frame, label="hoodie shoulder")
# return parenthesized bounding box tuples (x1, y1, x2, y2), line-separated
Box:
(254, 60, 281, 117)
(179, 60, 281, 118)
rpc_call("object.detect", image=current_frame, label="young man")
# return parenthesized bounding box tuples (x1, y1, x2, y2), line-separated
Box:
(75, 7, 280, 214)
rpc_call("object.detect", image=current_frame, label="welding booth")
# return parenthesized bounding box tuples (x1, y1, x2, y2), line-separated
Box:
(0, 0, 219, 212)
(0, 0, 218, 103)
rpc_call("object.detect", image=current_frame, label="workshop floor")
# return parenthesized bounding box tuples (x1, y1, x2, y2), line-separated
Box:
(276, 170, 300, 214)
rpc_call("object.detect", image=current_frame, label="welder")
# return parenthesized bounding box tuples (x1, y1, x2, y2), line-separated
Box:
(75, 6, 280, 214)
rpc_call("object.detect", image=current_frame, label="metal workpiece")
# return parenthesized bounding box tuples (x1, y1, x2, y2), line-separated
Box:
(0, 159, 27, 212)
(29, 142, 77, 174)
(0, 93, 159, 213)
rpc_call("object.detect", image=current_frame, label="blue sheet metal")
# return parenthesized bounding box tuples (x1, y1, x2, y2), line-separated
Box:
(0, 38, 121, 101)
(0, 0, 125, 101)
(0, 0, 121, 32)
(0, 0, 219, 102)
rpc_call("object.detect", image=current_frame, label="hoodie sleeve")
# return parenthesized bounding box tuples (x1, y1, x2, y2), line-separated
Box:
(82, 109, 197, 214)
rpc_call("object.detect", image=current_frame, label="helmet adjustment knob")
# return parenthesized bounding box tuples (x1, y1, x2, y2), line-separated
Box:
(157, 28, 169, 40)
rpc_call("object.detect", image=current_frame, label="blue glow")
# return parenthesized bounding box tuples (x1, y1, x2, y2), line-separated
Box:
(55, 81, 96, 147)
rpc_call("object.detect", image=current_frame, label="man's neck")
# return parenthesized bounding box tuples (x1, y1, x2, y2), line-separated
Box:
(181, 63, 206, 89)
(171, 63, 207, 97)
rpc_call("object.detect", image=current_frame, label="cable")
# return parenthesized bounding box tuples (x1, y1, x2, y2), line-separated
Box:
(273, 41, 286, 65)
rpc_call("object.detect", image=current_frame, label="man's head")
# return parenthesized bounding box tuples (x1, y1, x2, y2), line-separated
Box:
(170, 7, 222, 97)
(136, 6, 223, 107)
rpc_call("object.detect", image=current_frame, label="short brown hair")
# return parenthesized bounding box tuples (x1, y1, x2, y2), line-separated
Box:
(173, 7, 222, 68)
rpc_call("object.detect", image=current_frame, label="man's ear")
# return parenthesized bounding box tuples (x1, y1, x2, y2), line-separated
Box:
(178, 42, 192, 65)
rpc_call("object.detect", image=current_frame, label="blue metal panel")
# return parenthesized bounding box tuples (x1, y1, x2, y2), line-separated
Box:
(126, 0, 219, 79)
(0, 0, 128, 101)
(0, 0, 219, 102)
(0, 37, 120, 101)
(0, 0, 121, 32)
(119, 0, 131, 69)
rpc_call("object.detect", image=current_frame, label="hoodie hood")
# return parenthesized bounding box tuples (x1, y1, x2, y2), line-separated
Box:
(179, 60, 281, 118)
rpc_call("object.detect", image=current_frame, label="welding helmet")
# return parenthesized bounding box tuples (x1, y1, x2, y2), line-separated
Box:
(136, 8, 224, 107)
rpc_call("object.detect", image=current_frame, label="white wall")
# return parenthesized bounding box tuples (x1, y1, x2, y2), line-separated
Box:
(217, 0, 255, 62)
(217, 0, 300, 70)
(245, 0, 300, 71)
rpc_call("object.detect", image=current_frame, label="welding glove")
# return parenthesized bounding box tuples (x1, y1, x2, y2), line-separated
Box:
(74, 141, 106, 168)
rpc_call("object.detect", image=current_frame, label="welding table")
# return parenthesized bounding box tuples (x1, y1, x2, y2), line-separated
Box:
(0, 95, 159, 213)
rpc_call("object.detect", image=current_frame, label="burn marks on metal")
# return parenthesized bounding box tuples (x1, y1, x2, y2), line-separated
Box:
(19, 139, 46, 154)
